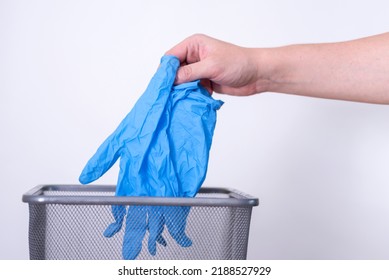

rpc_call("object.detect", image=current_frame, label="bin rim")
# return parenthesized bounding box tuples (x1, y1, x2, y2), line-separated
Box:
(22, 184, 259, 207)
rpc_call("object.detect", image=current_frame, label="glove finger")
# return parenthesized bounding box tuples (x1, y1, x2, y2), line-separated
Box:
(164, 206, 192, 247)
(79, 132, 123, 184)
(147, 206, 165, 256)
(103, 205, 126, 237)
(122, 206, 147, 260)
(149, 55, 180, 95)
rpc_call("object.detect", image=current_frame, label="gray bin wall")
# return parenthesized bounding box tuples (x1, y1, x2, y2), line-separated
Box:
(23, 185, 258, 260)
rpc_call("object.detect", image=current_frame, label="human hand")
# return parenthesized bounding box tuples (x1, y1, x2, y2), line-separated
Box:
(166, 34, 271, 96)
(169, 32, 389, 104)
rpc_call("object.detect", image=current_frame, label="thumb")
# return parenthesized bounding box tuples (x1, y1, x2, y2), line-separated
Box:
(175, 61, 211, 84)
(79, 132, 122, 184)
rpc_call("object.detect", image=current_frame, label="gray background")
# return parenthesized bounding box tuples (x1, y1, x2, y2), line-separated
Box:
(1, 0, 389, 259)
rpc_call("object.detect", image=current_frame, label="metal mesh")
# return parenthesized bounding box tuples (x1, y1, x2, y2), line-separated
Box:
(27, 191, 253, 260)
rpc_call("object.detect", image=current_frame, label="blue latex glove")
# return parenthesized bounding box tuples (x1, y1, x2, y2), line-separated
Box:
(79, 55, 223, 259)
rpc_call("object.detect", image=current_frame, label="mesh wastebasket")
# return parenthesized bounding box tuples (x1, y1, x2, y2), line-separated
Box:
(22, 185, 259, 260)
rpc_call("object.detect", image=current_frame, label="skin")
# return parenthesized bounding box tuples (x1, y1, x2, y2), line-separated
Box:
(166, 33, 389, 104)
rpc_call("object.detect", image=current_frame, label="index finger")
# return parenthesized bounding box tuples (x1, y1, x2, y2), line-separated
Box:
(165, 34, 204, 64)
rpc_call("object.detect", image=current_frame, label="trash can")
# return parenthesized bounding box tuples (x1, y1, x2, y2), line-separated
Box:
(22, 185, 259, 260)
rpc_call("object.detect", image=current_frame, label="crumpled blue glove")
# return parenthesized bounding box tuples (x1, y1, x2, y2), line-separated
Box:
(79, 55, 223, 259)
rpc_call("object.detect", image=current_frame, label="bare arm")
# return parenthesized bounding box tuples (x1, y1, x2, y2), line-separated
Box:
(265, 33, 389, 103)
(166, 33, 389, 104)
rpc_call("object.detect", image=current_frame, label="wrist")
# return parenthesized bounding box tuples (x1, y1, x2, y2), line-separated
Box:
(251, 47, 290, 94)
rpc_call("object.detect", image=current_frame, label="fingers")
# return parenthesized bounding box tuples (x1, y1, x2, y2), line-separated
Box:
(103, 205, 127, 237)
(175, 61, 212, 84)
(147, 206, 166, 256)
(165, 39, 190, 64)
(78, 134, 122, 184)
(122, 206, 147, 260)
(165, 34, 205, 63)
(166, 34, 214, 85)
(164, 206, 192, 247)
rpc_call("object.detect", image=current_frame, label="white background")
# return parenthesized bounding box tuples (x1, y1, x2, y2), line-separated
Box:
(1, 0, 389, 259)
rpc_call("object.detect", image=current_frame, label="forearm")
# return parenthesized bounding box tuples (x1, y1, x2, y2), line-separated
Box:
(261, 33, 389, 104)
